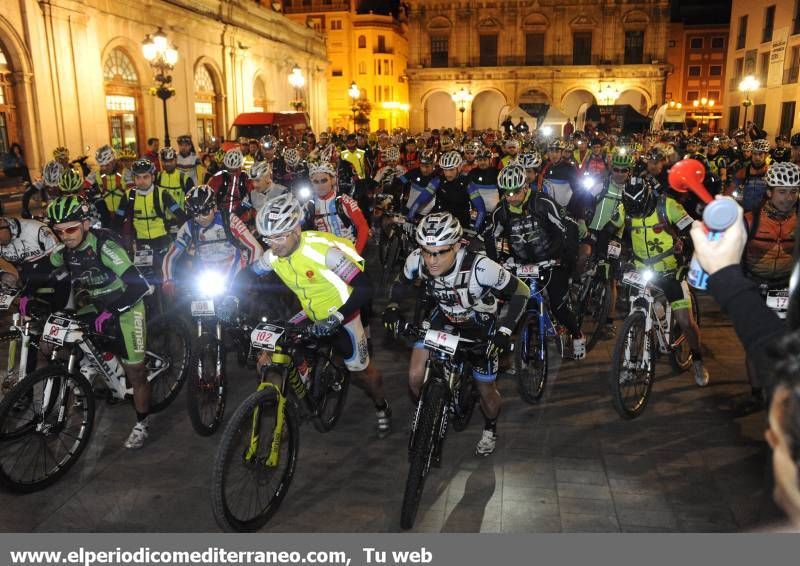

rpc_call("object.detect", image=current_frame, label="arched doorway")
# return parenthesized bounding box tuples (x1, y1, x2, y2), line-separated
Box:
(561, 89, 596, 121)
(616, 89, 647, 114)
(471, 90, 505, 130)
(103, 47, 144, 154)
(517, 89, 550, 127)
(424, 91, 456, 130)
(0, 41, 19, 155)
(194, 63, 222, 149)
(252, 76, 267, 112)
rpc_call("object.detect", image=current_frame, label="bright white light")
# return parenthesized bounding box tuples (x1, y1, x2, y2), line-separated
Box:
(542, 126, 553, 137)
(582, 176, 594, 190)
(198, 270, 227, 297)
(297, 185, 311, 200)
(142, 41, 157, 62)
(164, 48, 178, 66)
(643, 270, 654, 282)
(618, 147, 627, 156)
(289, 65, 306, 89)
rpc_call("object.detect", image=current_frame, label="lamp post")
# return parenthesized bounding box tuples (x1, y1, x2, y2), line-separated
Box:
(142, 28, 178, 147)
(598, 83, 621, 106)
(451, 88, 473, 132)
(692, 97, 715, 131)
(738, 75, 760, 129)
(288, 64, 306, 111)
(348, 81, 360, 131)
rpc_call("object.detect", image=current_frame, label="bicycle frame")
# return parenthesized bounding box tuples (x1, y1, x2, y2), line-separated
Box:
(623, 282, 676, 356)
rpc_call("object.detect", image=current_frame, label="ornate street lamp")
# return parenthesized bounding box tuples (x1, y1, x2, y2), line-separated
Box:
(738, 75, 760, 129)
(143, 28, 178, 147)
(692, 97, 716, 131)
(451, 88, 473, 132)
(348, 81, 360, 131)
(288, 64, 306, 111)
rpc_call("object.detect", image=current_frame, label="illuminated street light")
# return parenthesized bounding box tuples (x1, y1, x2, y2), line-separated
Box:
(738, 75, 760, 129)
(349, 81, 360, 131)
(451, 88, 474, 132)
(143, 27, 179, 147)
(289, 64, 306, 111)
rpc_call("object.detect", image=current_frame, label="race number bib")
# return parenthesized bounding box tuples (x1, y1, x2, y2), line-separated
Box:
(251, 323, 284, 351)
(134, 249, 154, 267)
(766, 289, 789, 317)
(517, 264, 540, 277)
(675, 215, 693, 231)
(190, 300, 215, 317)
(423, 329, 459, 355)
(0, 290, 19, 310)
(607, 241, 622, 259)
(622, 271, 647, 289)
(43, 315, 73, 346)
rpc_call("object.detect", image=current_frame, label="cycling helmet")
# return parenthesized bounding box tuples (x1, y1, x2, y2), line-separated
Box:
(439, 150, 463, 170)
(52, 147, 70, 161)
(383, 146, 400, 163)
(686, 137, 701, 147)
(42, 160, 64, 187)
(497, 164, 527, 192)
(0, 217, 20, 238)
(518, 152, 542, 170)
(718, 134, 731, 144)
(176, 134, 192, 145)
(742, 141, 754, 152)
(248, 160, 272, 180)
(117, 148, 137, 161)
(752, 139, 771, 153)
(223, 148, 244, 170)
(58, 168, 84, 194)
(95, 145, 116, 167)
(791, 133, 800, 147)
(707, 138, 720, 148)
(159, 147, 177, 161)
(440, 136, 454, 150)
(622, 176, 655, 217)
(645, 149, 664, 162)
(611, 150, 635, 169)
(259, 135, 277, 151)
(733, 129, 746, 138)
(766, 162, 800, 187)
(476, 148, 493, 160)
(419, 149, 436, 165)
(47, 195, 91, 224)
(415, 212, 463, 247)
(776, 134, 789, 143)
(308, 161, 337, 178)
(319, 144, 335, 163)
(185, 185, 216, 215)
(547, 139, 562, 151)
(283, 148, 301, 168)
(255, 193, 303, 237)
(131, 158, 155, 176)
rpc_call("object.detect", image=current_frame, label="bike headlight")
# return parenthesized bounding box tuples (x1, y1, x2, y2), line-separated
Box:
(643, 269, 654, 282)
(582, 176, 594, 190)
(297, 185, 311, 200)
(197, 270, 227, 297)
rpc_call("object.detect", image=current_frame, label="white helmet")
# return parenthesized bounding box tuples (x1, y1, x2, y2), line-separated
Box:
(518, 152, 542, 170)
(248, 160, 272, 180)
(95, 145, 116, 166)
(415, 212, 463, 247)
(42, 160, 64, 186)
(439, 150, 463, 170)
(283, 148, 301, 168)
(497, 164, 527, 192)
(223, 148, 244, 170)
(383, 146, 400, 162)
(752, 139, 771, 154)
(319, 144, 335, 163)
(308, 161, 337, 178)
(255, 193, 303, 237)
(766, 162, 800, 187)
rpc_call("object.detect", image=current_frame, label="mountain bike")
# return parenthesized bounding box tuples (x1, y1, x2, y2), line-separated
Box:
(609, 269, 699, 419)
(379, 210, 415, 296)
(210, 320, 350, 532)
(398, 322, 482, 530)
(0, 309, 189, 492)
(574, 239, 620, 352)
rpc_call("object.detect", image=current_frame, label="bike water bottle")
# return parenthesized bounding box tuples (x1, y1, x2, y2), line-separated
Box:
(102, 351, 126, 380)
(687, 198, 740, 290)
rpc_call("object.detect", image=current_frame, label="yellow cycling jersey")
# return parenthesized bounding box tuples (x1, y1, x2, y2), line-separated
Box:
(130, 188, 170, 240)
(155, 169, 189, 210)
(627, 196, 693, 273)
(96, 170, 129, 213)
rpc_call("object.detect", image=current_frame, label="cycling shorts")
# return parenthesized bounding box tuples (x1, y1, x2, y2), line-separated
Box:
(653, 273, 692, 311)
(78, 301, 147, 365)
(332, 314, 369, 372)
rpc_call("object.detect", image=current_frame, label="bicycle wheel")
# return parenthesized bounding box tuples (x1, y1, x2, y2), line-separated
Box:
(0, 367, 95, 492)
(211, 386, 299, 532)
(147, 319, 190, 413)
(310, 352, 350, 433)
(514, 313, 548, 403)
(380, 232, 402, 295)
(186, 333, 227, 436)
(400, 381, 446, 530)
(580, 274, 612, 352)
(451, 374, 477, 432)
(609, 312, 655, 419)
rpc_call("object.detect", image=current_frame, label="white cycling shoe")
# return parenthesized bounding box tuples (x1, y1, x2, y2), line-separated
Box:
(124, 416, 151, 449)
(475, 429, 497, 456)
(572, 335, 587, 360)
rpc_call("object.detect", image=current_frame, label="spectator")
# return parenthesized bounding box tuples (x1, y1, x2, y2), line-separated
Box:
(2, 143, 31, 184)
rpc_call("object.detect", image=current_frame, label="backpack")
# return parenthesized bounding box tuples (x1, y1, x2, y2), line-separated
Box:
(188, 212, 249, 253)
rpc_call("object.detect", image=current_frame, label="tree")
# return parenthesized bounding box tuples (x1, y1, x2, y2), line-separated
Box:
(354, 98, 372, 128)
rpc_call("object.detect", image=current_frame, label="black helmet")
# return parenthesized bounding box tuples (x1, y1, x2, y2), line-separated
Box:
(185, 185, 216, 216)
(623, 176, 655, 217)
(791, 133, 800, 148)
(419, 149, 436, 165)
(131, 158, 155, 175)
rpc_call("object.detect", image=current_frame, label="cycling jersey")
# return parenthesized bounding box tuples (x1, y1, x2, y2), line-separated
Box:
(207, 170, 251, 216)
(303, 192, 369, 254)
(486, 190, 565, 263)
(744, 203, 797, 283)
(87, 168, 130, 214)
(0, 219, 57, 264)
(588, 179, 625, 238)
(155, 169, 193, 211)
(115, 186, 185, 241)
(176, 153, 205, 185)
(408, 174, 486, 230)
(467, 167, 500, 215)
(733, 164, 769, 212)
(397, 168, 436, 217)
(242, 183, 290, 213)
(626, 195, 693, 273)
(341, 148, 367, 179)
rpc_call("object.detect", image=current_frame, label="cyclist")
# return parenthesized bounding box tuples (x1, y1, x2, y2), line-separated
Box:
(21, 160, 63, 220)
(468, 148, 501, 217)
(705, 138, 729, 188)
(485, 165, 586, 358)
(500, 139, 520, 168)
(176, 134, 206, 185)
(396, 149, 437, 219)
(207, 148, 251, 216)
(87, 145, 130, 217)
(461, 141, 481, 175)
(622, 166, 709, 386)
(383, 212, 530, 455)
(579, 138, 609, 177)
(114, 158, 187, 283)
(731, 138, 770, 212)
(155, 146, 194, 215)
(242, 160, 289, 216)
(791, 133, 800, 165)
(58, 167, 108, 226)
(46, 196, 152, 449)
(162, 185, 263, 296)
(406, 151, 486, 231)
(248, 194, 392, 438)
(772, 135, 791, 163)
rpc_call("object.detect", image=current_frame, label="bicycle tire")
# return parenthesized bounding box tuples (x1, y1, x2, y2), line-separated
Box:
(380, 232, 402, 295)
(211, 386, 299, 532)
(147, 318, 190, 413)
(514, 313, 548, 404)
(609, 312, 655, 419)
(310, 352, 350, 433)
(451, 374, 477, 432)
(186, 333, 227, 436)
(400, 380, 446, 530)
(670, 290, 700, 373)
(583, 275, 612, 352)
(0, 366, 95, 492)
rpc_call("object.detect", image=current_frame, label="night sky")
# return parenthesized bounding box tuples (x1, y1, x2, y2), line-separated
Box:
(671, 0, 732, 25)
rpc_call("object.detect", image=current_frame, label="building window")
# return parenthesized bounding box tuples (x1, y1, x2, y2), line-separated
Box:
(753, 104, 766, 128)
(668, 40, 676, 48)
(780, 101, 797, 135)
(252, 76, 267, 112)
(711, 37, 725, 49)
(795, 0, 800, 35)
(688, 65, 702, 77)
(525, 32, 545, 65)
(358, 61, 366, 74)
(430, 36, 449, 67)
(689, 37, 703, 49)
(103, 48, 143, 154)
(330, 20, 342, 30)
(358, 35, 366, 49)
(737, 15, 748, 49)
(572, 32, 592, 65)
(759, 51, 770, 83)
(624, 31, 644, 64)
(734, 57, 744, 80)
(331, 69, 343, 77)
(384, 86, 390, 101)
(479, 34, 498, 66)
(687, 91, 699, 101)
(763, 5, 776, 43)
(729, 106, 741, 130)
(709, 65, 722, 76)
(194, 64, 220, 150)
(786, 46, 800, 83)
(707, 90, 720, 100)
(375, 59, 381, 75)
(377, 35, 387, 52)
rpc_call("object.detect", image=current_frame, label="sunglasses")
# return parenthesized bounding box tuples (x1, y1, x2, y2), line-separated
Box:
(53, 223, 82, 236)
(192, 209, 215, 218)
(264, 232, 294, 244)
(311, 178, 330, 185)
(612, 167, 630, 173)
(420, 246, 455, 258)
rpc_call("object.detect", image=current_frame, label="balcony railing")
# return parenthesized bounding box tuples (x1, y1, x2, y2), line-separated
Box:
(283, 0, 350, 14)
(423, 54, 664, 68)
(373, 46, 394, 54)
